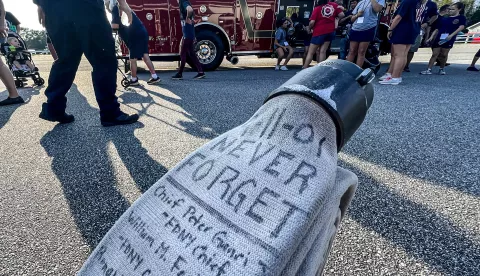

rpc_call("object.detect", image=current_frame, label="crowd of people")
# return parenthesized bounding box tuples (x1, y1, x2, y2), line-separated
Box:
(274, 0, 479, 84)
(0, 0, 204, 127)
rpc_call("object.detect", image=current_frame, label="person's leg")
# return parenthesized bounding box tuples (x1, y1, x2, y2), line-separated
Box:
(25, 61, 35, 71)
(391, 44, 408, 78)
(470, 50, 480, 67)
(42, 2, 83, 117)
(346, 41, 359, 63)
(142, 54, 156, 75)
(185, 39, 204, 74)
(0, 58, 21, 101)
(439, 48, 451, 71)
(316, 47, 321, 63)
(283, 46, 294, 66)
(387, 45, 395, 74)
(339, 37, 348, 60)
(355, 41, 370, 67)
(72, 3, 122, 121)
(130, 59, 138, 79)
(303, 46, 309, 65)
(177, 38, 188, 75)
(427, 48, 441, 69)
(405, 52, 414, 69)
(12, 61, 22, 70)
(318, 42, 331, 63)
(276, 48, 285, 66)
(303, 44, 319, 69)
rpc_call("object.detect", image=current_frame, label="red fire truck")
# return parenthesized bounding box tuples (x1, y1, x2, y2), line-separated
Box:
(120, 0, 347, 71)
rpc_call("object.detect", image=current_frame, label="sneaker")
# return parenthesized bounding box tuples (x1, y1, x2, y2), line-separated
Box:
(467, 66, 479, 72)
(420, 69, 432, 75)
(379, 77, 402, 85)
(439, 69, 446, 75)
(147, 77, 161, 84)
(128, 79, 140, 86)
(0, 96, 25, 106)
(378, 73, 391, 81)
(39, 104, 75, 124)
(403, 67, 410, 72)
(101, 112, 139, 127)
(280, 66, 288, 71)
(194, 73, 206, 79)
(172, 73, 183, 80)
(275, 65, 280, 71)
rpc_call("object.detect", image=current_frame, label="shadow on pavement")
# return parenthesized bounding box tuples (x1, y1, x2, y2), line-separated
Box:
(0, 87, 41, 129)
(341, 160, 480, 275)
(40, 85, 168, 248)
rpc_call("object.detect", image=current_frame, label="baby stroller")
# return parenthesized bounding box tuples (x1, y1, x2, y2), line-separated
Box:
(1, 32, 45, 88)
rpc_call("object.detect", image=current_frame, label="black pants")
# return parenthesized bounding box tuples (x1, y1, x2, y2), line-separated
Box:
(179, 38, 203, 74)
(41, 0, 120, 120)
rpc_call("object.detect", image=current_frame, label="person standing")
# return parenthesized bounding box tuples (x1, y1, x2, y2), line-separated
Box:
(303, 0, 345, 68)
(338, 0, 358, 59)
(273, 18, 294, 71)
(403, 0, 438, 72)
(378, 0, 428, 85)
(34, 0, 139, 126)
(5, 11, 20, 33)
(420, 2, 466, 75)
(466, 49, 480, 71)
(172, 0, 205, 80)
(107, 0, 160, 85)
(346, 0, 385, 67)
(0, 0, 24, 106)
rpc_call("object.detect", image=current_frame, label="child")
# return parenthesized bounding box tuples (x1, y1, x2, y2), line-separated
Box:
(106, 0, 160, 85)
(274, 18, 294, 71)
(303, 0, 345, 68)
(7, 37, 36, 73)
(421, 2, 466, 75)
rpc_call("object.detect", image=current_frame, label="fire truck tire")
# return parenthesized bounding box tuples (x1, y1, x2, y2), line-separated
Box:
(192, 30, 225, 71)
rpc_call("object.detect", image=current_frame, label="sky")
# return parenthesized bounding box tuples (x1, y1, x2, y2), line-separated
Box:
(5, 0, 480, 31)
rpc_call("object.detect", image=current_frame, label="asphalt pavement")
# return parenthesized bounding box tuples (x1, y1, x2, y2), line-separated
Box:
(0, 44, 479, 275)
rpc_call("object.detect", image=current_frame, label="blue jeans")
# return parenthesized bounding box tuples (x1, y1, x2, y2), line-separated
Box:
(41, 0, 121, 120)
(339, 37, 349, 60)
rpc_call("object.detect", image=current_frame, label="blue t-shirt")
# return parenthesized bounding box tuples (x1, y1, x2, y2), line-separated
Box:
(352, 0, 386, 31)
(182, 22, 196, 39)
(274, 28, 287, 49)
(436, 15, 466, 42)
(422, 0, 438, 23)
(111, 5, 148, 47)
(394, 0, 425, 37)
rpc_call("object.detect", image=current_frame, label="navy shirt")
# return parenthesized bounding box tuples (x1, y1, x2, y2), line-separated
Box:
(422, 0, 438, 24)
(179, 0, 196, 38)
(394, 0, 425, 37)
(111, 5, 147, 47)
(179, 0, 194, 21)
(436, 15, 466, 42)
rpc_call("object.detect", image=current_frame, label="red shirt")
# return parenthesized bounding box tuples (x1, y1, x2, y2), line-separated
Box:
(310, 3, 343, 37)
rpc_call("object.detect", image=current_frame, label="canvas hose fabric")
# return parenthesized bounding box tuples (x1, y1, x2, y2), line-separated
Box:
(78, 60, 374, 276)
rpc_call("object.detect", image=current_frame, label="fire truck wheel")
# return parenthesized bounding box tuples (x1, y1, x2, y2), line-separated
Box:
(193, 30, 225, 71)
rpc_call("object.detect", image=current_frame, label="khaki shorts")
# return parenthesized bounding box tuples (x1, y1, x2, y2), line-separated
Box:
(409, 33, 423, 53)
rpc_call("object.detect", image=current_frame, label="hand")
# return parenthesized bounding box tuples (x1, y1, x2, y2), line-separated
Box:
(387, 30, 393, 40)
(118, 1, 133, 25)
(37, 6, 46, 28)
(0, 21, 6, 39)
(421, 23, 428, 29)
(357, 10, 364, 17)
(186, 17, 193, 24)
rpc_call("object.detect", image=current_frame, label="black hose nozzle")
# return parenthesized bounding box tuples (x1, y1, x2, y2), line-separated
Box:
(265, 59, 375, 152)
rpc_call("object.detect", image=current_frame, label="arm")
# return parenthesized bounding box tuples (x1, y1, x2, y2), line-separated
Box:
(447, 25, 465, 40)
(117, 0, 133, 24)
(426, 29, 438, 42)
(186, 5, 194, 24)
(371, 0, 384, 13)
(339, 14, 352, 24)
(0, 0, 6, 38)
(274, 38, 285, 49)
(309, 20, 315, 29)
(351, 11, 364, 22)
(337, 12, 345, 19)
(387, 14, 402, 39)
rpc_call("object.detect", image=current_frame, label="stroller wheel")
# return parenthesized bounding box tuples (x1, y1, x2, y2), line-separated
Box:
(15, 80, 24, 88)
(35, 78, 45, 86)
(121, 78, 130, 88)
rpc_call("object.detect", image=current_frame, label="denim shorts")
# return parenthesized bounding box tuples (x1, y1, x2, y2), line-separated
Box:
(310, 32, 336, 45)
